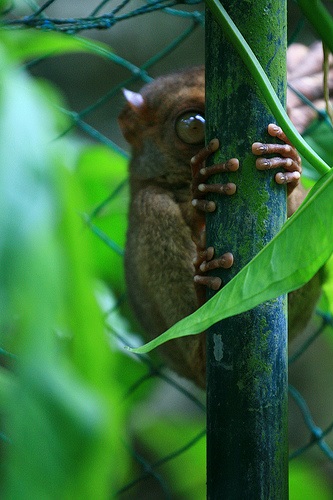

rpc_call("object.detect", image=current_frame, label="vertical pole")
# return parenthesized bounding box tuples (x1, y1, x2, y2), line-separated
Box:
(205, 1, 288, 498)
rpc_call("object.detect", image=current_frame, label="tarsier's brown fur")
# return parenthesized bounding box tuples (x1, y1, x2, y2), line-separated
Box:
(119, 66, 323, 388)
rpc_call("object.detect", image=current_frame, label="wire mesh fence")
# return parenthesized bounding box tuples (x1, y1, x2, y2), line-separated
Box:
(1, 0, 333, 497)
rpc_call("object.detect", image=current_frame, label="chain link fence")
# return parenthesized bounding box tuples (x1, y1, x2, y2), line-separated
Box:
(1, 0, 333, 497)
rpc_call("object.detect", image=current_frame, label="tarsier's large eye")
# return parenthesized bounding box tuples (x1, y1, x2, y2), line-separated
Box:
(175, 111, 205, 145)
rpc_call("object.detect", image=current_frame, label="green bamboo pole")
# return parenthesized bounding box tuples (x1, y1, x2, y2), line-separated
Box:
(205, 1, 288, 498)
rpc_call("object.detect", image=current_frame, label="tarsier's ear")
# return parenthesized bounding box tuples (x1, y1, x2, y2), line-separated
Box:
(119, 88, 147, 146)
(122, 89, 145, 111)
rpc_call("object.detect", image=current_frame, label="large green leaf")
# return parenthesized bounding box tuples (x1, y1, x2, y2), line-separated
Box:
(130, 168, 333, 354)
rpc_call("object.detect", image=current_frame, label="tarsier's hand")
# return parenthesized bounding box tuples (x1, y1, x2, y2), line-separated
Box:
(287, 41, 333, 133)
(191, 124, 302, 297)
(252, 123, 302, 196)
(190, 139, 237, 297)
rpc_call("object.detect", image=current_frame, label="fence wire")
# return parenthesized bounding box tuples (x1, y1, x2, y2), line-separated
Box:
(1, 0, 333, 497)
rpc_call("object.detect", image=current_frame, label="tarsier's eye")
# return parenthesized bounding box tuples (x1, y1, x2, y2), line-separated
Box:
(175, 111, 205, 145)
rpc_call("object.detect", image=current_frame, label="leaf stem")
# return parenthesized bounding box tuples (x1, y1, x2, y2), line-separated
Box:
(296, 0, 333, 55)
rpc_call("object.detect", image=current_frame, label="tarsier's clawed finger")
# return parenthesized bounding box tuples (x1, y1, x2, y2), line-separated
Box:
(192, 182, 236, 213)
(199, 251, 234, 273)
(194, 275, 222, 291)
(190, 138, 219, 170)
(191, 139, 239, 213)
(267, 123, 294, 145)
(194, 249, 234, 291)
(192, 122, 302, 300)
(252, 124, 302, 190)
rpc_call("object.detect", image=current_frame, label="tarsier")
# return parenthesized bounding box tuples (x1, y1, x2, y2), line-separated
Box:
(119, 44, 327, 388)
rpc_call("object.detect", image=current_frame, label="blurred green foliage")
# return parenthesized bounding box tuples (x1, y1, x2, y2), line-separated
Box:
(0, 30, 127, 497)
(302, 121, 333, 185)
(289, 461, 332, 500)
(76, 144, 128, 291)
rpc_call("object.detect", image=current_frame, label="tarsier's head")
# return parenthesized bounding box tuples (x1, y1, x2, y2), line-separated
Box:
(118, 66, 205, 180)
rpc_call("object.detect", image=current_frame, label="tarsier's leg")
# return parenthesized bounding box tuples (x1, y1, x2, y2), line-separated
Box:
(191, 124, 302, 304)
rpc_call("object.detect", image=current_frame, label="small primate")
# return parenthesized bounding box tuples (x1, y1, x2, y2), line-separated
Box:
(119, 59, 325, 388)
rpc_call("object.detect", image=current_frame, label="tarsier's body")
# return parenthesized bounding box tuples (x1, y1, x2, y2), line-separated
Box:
(119, 65, 323, 388)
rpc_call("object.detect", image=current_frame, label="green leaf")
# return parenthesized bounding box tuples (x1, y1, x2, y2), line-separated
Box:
(289, 461, 332, 500)
(0, 30, 113, 63)
(302, 121, 333, 177)
(0, 49, 125, 497)
(0, 0, 9, 12)
(136, 418, 206, 499)
(129, 168, 333, 354)
(5, 364, 115, 498)
(76, 144, 128, 287)
(296, 0, 333, 55)
(320, 253, 333, 316)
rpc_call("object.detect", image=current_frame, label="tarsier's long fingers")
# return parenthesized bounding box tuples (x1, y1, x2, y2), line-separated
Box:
(194, 249, 233, 291)
(199, 250, 234, 273)
(192, 122, 303, 303)
(191, 141, 237, 297)
(190, 138, 219, 175)
(192, 181, 237, 212)
(252, 124, 301, 188)
(191, 139, 239, 213)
